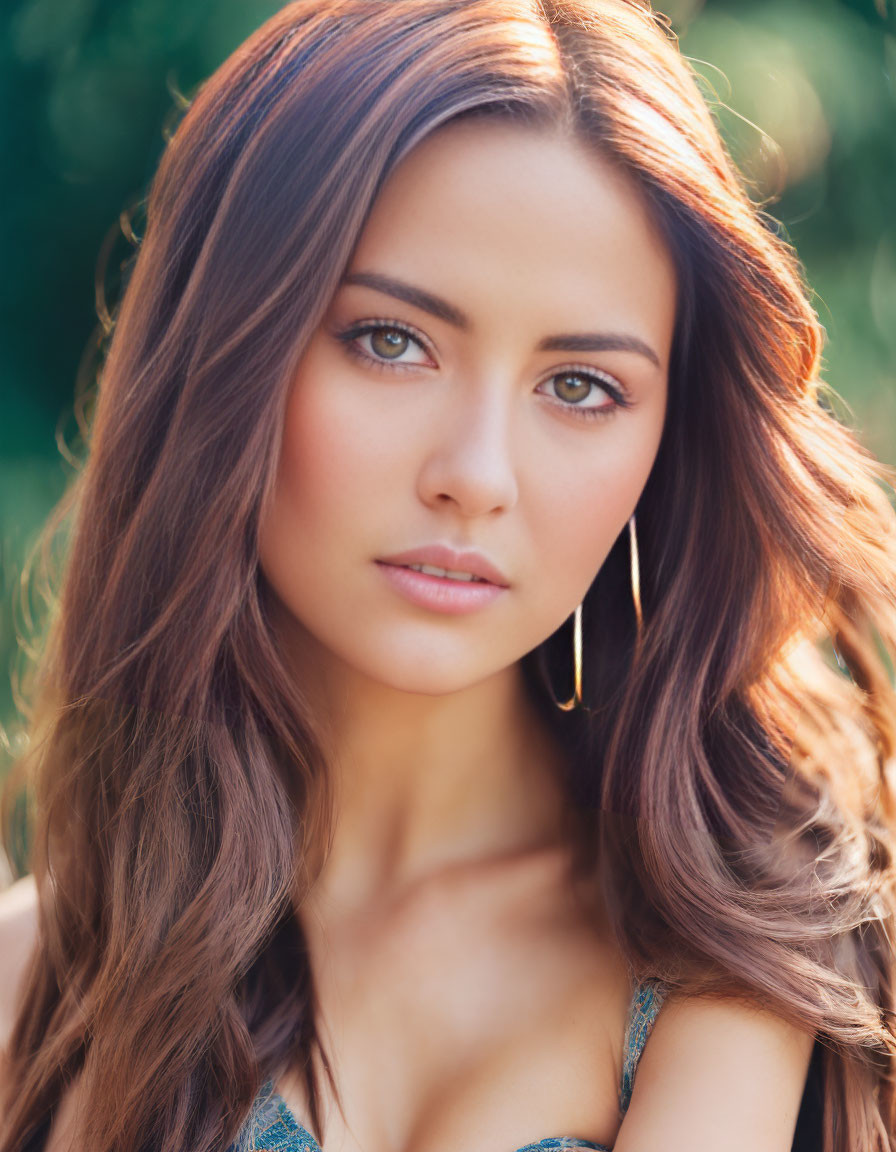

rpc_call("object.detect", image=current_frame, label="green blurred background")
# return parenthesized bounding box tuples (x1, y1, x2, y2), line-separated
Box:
(1, 0, 894, 880)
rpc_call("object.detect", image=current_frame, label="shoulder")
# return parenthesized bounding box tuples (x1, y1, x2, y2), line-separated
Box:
(0, 873, 39, 1056)
(615, 986, 816, 1152)
(0, 875, 87, 1152)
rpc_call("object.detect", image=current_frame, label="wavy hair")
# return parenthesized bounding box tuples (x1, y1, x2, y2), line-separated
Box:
(2, 2, 895, 1150)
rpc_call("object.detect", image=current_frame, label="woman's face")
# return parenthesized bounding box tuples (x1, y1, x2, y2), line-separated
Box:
(258, 118, 677, 697)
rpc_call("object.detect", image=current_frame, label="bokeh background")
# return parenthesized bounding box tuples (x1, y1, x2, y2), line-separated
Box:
(1, 0, 895, 880)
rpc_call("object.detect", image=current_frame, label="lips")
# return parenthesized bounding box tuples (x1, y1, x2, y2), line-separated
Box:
(376, 543, 509, 587)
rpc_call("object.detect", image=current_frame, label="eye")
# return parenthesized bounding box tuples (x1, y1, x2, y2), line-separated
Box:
(537, 367, 633, 421)
(333, 320, 433, 370)
(332, 321, 634, 421)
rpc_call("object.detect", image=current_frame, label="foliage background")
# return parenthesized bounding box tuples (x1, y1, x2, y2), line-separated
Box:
(1, 0, 894, 880)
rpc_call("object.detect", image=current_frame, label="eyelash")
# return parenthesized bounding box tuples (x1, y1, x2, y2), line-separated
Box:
(332, 319, 634, 421)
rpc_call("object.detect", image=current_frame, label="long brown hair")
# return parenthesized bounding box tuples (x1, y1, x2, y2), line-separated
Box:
(3, 2, 895, 1150)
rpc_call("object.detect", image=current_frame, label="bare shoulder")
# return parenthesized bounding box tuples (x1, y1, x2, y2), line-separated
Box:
(614, 987, 816, 1152)
(0, 874, 88, 1152)
(0, 873, 40, 1054)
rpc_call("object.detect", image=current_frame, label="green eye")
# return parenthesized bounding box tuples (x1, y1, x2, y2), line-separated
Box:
(538, 367, 631, 421)
(335, 321, 432, 369)
(368, 327, 412, 360)
(333, 320, 633, 423)
(554, 373, 594, 404)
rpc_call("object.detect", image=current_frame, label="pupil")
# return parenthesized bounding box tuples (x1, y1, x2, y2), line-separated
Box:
(555, 374, 591, 403)
(372, 328, 407, 358)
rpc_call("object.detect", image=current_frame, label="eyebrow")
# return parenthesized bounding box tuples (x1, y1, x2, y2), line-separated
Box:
(340, 270, 663, 369)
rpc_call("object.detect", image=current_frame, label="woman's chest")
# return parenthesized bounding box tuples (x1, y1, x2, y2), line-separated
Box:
(273, 859, 633, 1152)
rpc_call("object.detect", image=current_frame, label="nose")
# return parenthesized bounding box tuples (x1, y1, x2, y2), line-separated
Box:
(416, 383, 520, 518)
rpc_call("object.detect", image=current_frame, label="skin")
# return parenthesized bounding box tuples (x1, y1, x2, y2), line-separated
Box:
(257, 116, 677, 918)
(249, 115, 677, 1148)
(0, 119, 815, 1152)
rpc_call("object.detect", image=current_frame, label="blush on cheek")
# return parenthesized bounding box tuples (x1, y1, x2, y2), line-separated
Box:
(535, 459, 639, 536)
(271, 382, 390, 572)
(277, 387, 347, 510)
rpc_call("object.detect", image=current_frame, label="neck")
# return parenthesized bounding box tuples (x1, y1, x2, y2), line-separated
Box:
(276, 608, 572, 914)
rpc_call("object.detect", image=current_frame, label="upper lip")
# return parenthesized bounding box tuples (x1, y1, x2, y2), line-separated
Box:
(377, 544, 510, 587)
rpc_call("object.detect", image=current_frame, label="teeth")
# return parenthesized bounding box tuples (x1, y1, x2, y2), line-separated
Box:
(405, 563, 486, 583)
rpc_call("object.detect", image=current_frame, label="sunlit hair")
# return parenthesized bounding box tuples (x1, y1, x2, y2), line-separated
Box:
(3, 2, 895, 1150)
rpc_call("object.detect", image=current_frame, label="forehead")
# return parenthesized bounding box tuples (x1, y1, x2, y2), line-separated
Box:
(345, 117, 678, 352)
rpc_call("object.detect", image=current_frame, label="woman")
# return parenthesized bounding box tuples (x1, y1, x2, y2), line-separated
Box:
(1, 1, 894, 1149)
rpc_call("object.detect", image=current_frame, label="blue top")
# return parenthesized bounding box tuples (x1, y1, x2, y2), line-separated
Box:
(228, 977, 668, 1152)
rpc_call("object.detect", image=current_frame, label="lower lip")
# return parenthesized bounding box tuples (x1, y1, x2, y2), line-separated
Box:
(375, 561, 507, 615)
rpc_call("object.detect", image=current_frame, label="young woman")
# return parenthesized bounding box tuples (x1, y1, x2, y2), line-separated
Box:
(1, 1, 895, 1150)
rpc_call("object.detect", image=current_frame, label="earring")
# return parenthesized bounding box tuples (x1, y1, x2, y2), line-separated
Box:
(629, 512, 643, 639)
(553, 600, 583, 712)
(546, 512, 644, 713)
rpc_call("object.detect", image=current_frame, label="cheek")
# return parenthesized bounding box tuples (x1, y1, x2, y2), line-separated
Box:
(523, 407, 665, 591)
(271, 376, 397, 544)
(258, 361, 417, 614)
(258, 375, 338, 604)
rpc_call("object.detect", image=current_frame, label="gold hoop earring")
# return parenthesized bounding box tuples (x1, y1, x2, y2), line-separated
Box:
(551, 600, 583, 713)
(629, 512, 643, 639)
(547, 514, 643, 713)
